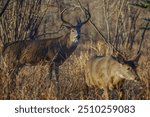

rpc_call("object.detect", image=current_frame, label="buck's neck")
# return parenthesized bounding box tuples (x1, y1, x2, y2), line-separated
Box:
(53, 30, 80, 65)
(66, 30, 80, 49)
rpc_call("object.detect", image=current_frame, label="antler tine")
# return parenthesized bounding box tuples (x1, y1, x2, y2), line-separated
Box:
(77, 0, 125, 59)
(137, 21, 149, 55)
(77, 17, 81, 23)
(60, 8, 74, 27)
(129, 21, 149, 62)
(80, 5, 91, 26)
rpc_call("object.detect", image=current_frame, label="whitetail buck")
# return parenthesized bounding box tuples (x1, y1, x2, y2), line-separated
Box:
(84, 53, 141, 100)
(1, 7, 91, 99)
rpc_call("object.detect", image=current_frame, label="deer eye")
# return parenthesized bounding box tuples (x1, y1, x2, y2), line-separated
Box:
(127, 67, 131, 70)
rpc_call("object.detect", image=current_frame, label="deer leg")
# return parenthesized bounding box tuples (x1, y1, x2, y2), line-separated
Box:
(56, 64, 60, 99)
(83, 73, 89, 96)
(118, 81, 125, 100)
(102, 88, 109, 100)
(85, 84, 89, 96)
(49, 63, 60, 99)
(7, 64, 22, 99)
(7, 70, 17, 99)
(49, 63, 54, 80)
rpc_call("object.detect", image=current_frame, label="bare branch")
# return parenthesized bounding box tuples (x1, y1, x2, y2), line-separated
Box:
(0, 0, 11, 17)
(78, 0, 125, 58)
(103, 0, 111, 43)
(77, 0, 107, 43)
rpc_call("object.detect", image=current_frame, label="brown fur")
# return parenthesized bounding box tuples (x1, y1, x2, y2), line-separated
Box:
(85, 55, 138, 99)
(2, 34, 70, 65)
(2, 6, 91, 99)
(2, 31, 76, 99)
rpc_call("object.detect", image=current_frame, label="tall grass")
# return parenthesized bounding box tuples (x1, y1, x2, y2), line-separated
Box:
(0, 39, 149, 100)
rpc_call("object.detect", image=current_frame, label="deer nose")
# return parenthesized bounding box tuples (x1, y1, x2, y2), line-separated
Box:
(130, 77, 135, 80)
(134, 79, 137, 82)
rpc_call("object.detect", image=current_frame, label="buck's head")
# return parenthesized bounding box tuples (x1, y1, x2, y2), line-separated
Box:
(116, 53, 141, 80)
(61, 7, 91, 46)
(116, 63, 136, 80)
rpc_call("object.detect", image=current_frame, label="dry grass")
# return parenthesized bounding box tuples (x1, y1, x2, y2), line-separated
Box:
(0, 39, 150, 100)
(0, 0, 150, 100)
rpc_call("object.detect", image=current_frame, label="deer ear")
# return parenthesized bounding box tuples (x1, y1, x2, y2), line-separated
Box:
(61, 24, 72, 29)
(65, 25, 72, 29)
(134, 52, 142, 63)
(124, 53, 142, 69)
(131, 52, 142, 68)
(116, 54, 125, 64)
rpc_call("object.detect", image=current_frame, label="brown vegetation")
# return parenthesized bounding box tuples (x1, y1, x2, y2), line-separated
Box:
(84, 55, 140, 99)
(0, 0, 150, 100)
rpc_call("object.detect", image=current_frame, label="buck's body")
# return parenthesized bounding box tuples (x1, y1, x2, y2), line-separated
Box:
(85, 55, 136, 99)
(3, 32, 78, 66)
(2, 7, 90, 99)
(2, 29, 79, 100)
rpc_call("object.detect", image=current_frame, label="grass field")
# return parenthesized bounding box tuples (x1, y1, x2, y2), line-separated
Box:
(0, 0, 150, 100)
(0, 39, 150, 100)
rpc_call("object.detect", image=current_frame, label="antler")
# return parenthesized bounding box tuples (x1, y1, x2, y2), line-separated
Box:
(80, 6, 91, 26)
(77, 0, 125, 57)
(61, 4, 90, 28)
(137, 20, 149, 55)
(60, 8, 74, 28)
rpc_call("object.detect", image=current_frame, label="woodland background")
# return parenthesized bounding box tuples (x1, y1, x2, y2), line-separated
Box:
(0, 0, 150, 99)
